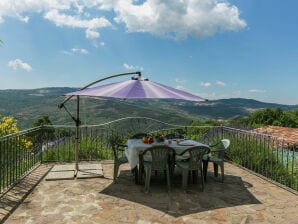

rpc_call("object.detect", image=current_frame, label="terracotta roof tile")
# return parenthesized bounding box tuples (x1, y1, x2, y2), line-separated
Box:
(253, 125, 298, 147)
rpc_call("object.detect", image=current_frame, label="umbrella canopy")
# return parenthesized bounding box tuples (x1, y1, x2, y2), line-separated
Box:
(65, 77, 206, 101)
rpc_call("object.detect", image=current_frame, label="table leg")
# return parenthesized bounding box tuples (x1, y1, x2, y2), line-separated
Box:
(203, 160, 209, 182)
(138, 163, 144, 185)
(132, 166, 139, 184)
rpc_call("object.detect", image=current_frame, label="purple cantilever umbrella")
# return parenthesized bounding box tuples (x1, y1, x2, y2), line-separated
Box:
(66, 77, 205, 101)
(59, 71, 206, 172)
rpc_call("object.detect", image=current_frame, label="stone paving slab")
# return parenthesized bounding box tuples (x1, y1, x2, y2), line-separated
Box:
(76, 169, 103, 179)
(45, 171, 75, 180)
(78, 163, 102, 170)
(50, 164, 75, 172)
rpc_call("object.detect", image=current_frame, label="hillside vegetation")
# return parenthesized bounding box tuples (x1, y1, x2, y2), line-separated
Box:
(0, 87, 297, 130)
(233, 108, 298, 128)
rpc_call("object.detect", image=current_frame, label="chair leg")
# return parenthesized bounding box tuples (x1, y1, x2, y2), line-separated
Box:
(113, 162, 119, 182)
(192, 170, 198, 184)
(181, 169, 188, 192)
(166, 167, 171, 192)
(133, 166, 139, 184)
(213, 163, 218, 177)
(144, 166, 152, 194)
(220, 163, 224, 182)
(200, 167, 204, 191)
(203, 160, 208, 182)
(138, 164, 144, 185)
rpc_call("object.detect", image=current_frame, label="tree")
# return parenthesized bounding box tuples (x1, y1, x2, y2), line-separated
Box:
(33, 116, 52, 127)
(233, 108, 298, 128)
(33, 116, 55, 141)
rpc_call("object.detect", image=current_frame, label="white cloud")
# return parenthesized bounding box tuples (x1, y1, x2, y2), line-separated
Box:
(195, 90, 242, 100)
(0, 1, 72, 23)
(61, 50, 73, 55)
(44, 9, 111, 39)
(114, 0, 246, 39)
(249, 89, 266, 93)
(18, 14, 29, 23)
(215, 81, 226, 86)
(175, 78, 186, 84)
(201, 82, 211, 87)
(176, 85, 186, 90)
(71, 48, 89, 54)
(61, 47, 89, 55)
(44, 9, 111, 30)
(0, 0, 246, 40)
(85, 29, 100, 39)
(91, 41, 106, 48)
(123, 63, 143, 71)
(8, 59, 32, 72)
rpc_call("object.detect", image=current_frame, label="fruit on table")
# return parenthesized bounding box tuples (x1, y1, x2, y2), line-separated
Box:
(142, 137, 149, 143)
(148, 137, 154, 144)
(142, 137, 154, 144)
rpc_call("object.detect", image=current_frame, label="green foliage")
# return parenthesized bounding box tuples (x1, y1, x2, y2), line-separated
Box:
(232, 108, 298, 128)
(225, 132, 297, 189)
(41, 135, 113, 162)
(33, 116, 53, 127)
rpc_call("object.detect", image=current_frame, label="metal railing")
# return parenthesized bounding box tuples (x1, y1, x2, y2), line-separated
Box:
(0, 127, 43, 193)
(0, 117, 297, 194)
(220, 126, 298, 190)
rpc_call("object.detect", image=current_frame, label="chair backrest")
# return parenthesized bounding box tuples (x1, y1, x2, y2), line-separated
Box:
(142, 145, 175, 170)
(109, 139, 126, 160)
(130, 133, 148, 139)
(217, 139, 230, 159)
(182, 146, 210, 170)
(109, 140, 119, 160)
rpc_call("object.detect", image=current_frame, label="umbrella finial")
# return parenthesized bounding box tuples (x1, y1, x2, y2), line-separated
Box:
(131, 71, 142, 80)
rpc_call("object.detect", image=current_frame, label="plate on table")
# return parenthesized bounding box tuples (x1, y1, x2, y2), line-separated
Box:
(177, 140, 197, 146)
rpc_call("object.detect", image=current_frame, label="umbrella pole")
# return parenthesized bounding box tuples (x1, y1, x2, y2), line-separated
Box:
(75, 95, 80, 173)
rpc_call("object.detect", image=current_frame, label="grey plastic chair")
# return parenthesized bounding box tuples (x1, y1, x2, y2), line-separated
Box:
(139, 145, 175, 194)
(110, 140, 128, 183)
(204, 139, 230, 182)
(176, 146, 210, 192)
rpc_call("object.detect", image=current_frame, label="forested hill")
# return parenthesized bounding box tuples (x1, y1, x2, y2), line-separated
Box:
(0, 87, 297, 130)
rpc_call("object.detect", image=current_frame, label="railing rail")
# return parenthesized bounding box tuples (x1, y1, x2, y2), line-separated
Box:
(0, 117, 297, 194)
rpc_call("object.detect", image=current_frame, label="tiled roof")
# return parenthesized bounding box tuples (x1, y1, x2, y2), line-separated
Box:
(253, 125, 298, 146)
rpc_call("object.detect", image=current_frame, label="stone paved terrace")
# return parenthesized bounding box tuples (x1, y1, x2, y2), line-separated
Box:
(1, 161, 298, 224)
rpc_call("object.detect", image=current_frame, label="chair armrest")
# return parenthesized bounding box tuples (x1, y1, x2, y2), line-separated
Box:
(115, 143, 127, 148)
(209, 142, 221, 148)
(178, 148, 189, 156)
(113, 143, 127, 153)
(210, 149, 225, 153)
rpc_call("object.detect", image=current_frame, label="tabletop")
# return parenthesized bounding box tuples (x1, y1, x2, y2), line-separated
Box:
(125, 138, 209, 169)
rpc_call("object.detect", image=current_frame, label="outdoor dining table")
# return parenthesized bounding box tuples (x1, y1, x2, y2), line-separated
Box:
(125, 138, 210, 184)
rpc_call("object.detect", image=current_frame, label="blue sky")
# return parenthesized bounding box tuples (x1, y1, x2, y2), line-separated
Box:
(0, 0, 297, 105)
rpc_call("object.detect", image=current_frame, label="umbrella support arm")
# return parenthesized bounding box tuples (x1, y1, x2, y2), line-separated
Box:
(61, 104, 81, 125)
(58, 71, 141, 109)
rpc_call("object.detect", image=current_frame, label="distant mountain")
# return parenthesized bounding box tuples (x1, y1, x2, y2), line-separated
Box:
(0, 87, 297, 130)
